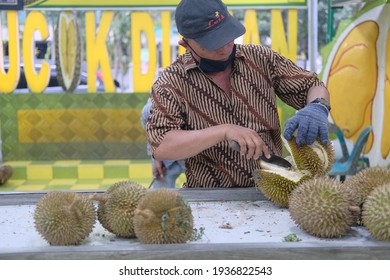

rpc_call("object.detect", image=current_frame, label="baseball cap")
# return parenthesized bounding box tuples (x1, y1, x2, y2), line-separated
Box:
(175, 0, 246, 50)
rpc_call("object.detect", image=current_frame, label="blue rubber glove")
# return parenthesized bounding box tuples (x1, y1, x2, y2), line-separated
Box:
(283, 103, 329, 146)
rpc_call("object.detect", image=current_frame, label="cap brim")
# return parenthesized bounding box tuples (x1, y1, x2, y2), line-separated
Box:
(194, 15, 246, 51)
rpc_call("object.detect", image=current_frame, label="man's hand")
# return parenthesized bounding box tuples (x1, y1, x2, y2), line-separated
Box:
(224, 126, 270, 160)
(283, 103, 329, 146)
(153, 160, 166, 179)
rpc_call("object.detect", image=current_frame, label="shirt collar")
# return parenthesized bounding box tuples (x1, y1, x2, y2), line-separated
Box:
(182, 44, 246, 72)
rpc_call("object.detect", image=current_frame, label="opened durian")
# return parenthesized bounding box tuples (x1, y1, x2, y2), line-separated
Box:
(343, 166, 390, 207)
(286, 135, 334, 176)
(89, 181, 147, 238)
(133, 189, 194, 244)
(253, 161, 312, 207)
(34, 191, 96, 245)
(253, 135, 334, 208)
(289, 176, 359, 238)
(362, 183, 390, 241)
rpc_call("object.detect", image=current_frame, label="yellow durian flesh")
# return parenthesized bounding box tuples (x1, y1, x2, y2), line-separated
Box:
(34, 191, 96, 246)
(134, 189, 193, 244)
(328, 21, 378, 152)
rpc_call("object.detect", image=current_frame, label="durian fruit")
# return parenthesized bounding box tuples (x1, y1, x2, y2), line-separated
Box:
(253, 135, 334, 208)
(289, 176, 359, 238)
(0, 165, 13, 185)
(253, 161, 312, 208)
(89, 181, 147, 238)
(284, 135, 335, 176)
(362, 183, 390, 241)
(34, 191, 96, 245)
(343, 167, 390, 207)
(133, 189, 194, 244)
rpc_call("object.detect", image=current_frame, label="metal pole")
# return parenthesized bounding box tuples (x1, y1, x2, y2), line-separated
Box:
(308, 0, 318, 72)
(327, 0, 334, 43)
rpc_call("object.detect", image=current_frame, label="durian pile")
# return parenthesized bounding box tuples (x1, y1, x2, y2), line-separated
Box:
(34, 181, 194, 246)
(253, 135, 390, 241)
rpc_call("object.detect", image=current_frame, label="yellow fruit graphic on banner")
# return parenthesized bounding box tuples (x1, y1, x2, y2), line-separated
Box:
(55, 11, 81, 92)
(327, 21, 378, 151)
(322, 2, 390, 165)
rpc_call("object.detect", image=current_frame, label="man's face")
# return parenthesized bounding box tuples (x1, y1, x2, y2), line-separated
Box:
(184, 39, 235, 61)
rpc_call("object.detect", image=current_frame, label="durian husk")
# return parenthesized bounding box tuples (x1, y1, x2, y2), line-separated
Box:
(284, 136, 335, 176)
(93, 182, 122, 234)
(134, 189, 194, 244)
(34, 191, 96, 246)
(90, 181, 147, 238)
(362, 183, 390, 241)
(253, 161, 312, 208)
(0, 165, 13, 185)
(252, 136, 334, 208)
(253, 136, 335, 208)
(343, 166, 390, 207)
(289, 176, 358, 238)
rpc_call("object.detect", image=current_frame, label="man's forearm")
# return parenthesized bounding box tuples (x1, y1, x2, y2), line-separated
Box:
(153, 125, 229, 161)
(306, 86, 330, 103)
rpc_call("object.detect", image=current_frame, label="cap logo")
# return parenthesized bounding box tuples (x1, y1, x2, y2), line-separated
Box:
(207, 10, 225, 29)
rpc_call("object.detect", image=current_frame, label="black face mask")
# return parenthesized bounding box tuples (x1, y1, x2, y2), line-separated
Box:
(185, 41, 236, 73)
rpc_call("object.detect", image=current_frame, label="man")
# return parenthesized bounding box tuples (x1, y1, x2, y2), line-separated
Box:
(141, 97, 185, 188)
(146, 0, 331, 188)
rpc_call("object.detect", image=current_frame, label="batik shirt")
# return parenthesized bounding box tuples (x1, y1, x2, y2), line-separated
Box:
(147, 44, 325, 188)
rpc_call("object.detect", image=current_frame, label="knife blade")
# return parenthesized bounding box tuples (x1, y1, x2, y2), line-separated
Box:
(229, 140, 292, 168)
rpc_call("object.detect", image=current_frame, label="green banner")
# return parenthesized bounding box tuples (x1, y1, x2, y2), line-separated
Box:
(25, 0, 307, 9)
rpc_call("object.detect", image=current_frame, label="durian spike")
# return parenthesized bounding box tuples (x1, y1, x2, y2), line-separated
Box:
(89, 193, 108, 203)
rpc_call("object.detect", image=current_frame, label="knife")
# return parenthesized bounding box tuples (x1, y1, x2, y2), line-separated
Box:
(229, 140, 292, 168)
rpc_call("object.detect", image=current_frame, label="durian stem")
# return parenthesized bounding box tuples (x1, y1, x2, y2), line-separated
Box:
(168, 206, 181, 213)
(89, 193, 108, 203)
(348, 205, 361, 214)
(135, 209, 154, 221)
(67, 196, 83, 218)
(68, 196, 81, 211)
